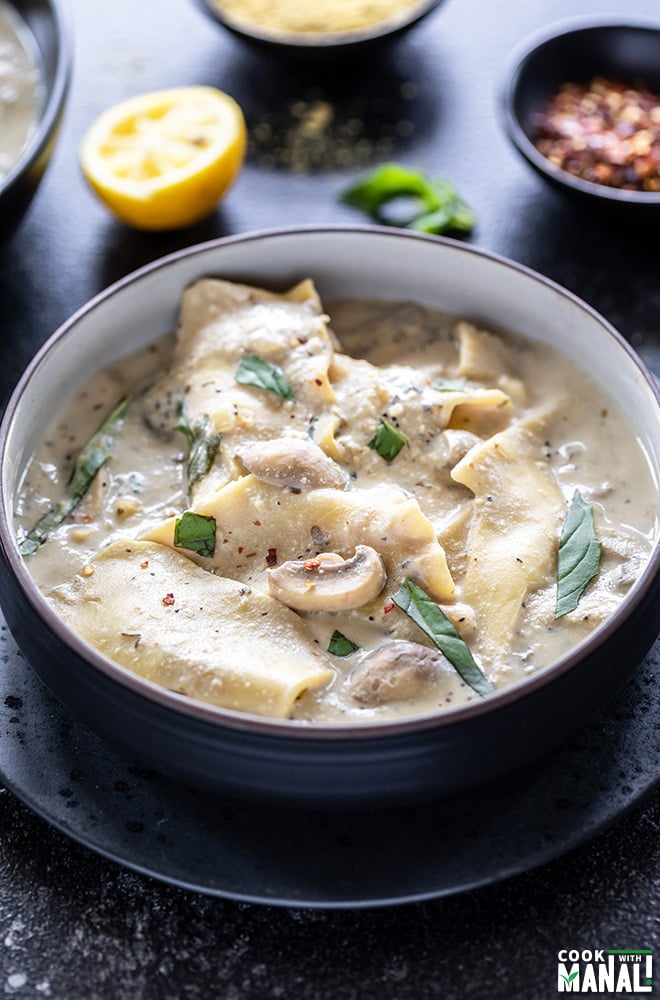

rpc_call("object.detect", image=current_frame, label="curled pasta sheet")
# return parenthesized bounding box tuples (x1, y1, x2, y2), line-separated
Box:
(456, 322, 513, 380)
(50, 540, 334, 718)
(319, 357, 515, 523)
(144, 474, 455, 604)
(176, 277, 336, 419)
(142, 278, 340, 501)
(451, 422, 565, 666)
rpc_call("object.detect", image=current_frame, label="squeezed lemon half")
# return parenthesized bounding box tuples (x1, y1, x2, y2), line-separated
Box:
(80, 86, 247, 231)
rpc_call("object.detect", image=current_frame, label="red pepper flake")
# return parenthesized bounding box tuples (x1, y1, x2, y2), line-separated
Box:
(140, 560, 149, 569)
(383, 600, 395, 614)
(297, 336, 308, 345)
(304, 559, 320, 571)
(162, 593, 175, 606)
(266, 547, 278, 567)
(314, 378, 323, 386)
(238, 546, 244, 554)
(81, 515, 93, 523)
(253, 520, 262, 526)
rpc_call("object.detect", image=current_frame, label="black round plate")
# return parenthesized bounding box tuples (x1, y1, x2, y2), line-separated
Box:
(0, 614, 658, 909)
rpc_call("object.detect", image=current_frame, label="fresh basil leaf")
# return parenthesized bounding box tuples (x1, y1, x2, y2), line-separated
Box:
(18, 397, 130, 556)
(555, 490, 601, 618)
(327, 630, 360, 657)
(341, 162, 475, 238)
(173, 511, 217, 558)
(67, 396, 130, 500)
(409, 204, 455, 234)
(447, 197, 477, 233)
(393, 579, 495, 696)
(175, 408, 221, 491)
(235, 355, 294, 400)
(341, 163, 431, 215)
(434, 379, 466, 392)
(368, 418, 409, 462)
(188, 425, 219, 486)
(18, 536, 39, 557)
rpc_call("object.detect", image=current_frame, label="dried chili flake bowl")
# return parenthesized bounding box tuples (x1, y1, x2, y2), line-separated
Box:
(498, 18, 660, 210)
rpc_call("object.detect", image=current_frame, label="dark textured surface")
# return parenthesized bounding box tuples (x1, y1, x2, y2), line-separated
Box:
(0, 623, 658, 908)
(0, 0, 659, 995)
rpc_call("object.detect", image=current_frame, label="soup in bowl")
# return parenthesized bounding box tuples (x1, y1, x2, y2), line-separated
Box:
(1, 228, 658, 804)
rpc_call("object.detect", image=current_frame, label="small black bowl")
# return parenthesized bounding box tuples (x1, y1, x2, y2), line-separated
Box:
(498, 18, 660, 212)
(0, 0, 72, 240)
(193, 0, 445, 57)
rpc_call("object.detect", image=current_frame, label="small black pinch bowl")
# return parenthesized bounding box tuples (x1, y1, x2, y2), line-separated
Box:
(1, 227, 659, 807)
(193, 0, 445, 56)
(0, 0, 71, 239)
(498, 18, 660, 212)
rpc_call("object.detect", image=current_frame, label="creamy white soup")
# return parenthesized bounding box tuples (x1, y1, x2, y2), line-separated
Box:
(0, 1, 44, 180)
(16, 280, 657, 723)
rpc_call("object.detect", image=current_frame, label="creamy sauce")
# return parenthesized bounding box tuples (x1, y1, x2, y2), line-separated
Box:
(16, 288, 658, 724)
(0, 2, 44, 180)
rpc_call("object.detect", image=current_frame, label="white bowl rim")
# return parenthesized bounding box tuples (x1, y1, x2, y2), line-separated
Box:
(1, 224, 659, 741)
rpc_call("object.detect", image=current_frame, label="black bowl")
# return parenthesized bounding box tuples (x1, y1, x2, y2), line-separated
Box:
(1, 227, 659, 807)
(498, 18, 660, 212)
(0, 0, 72, 239)
(193, 0, 445, 57)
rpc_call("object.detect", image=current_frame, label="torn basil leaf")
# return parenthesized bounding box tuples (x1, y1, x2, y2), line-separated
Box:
(175, 407, 221, 491)
(18, 396, 130, 556)
(173, 511, 217, 558)
(67, 396, 131, 499)
(393, 579, 495, 696)
(555, 490, 601, 618)
(235, 354, 294, 400)
(368, 418, 409, 462)
(327, 630, 360, 657)
(341, 163, 475, 238)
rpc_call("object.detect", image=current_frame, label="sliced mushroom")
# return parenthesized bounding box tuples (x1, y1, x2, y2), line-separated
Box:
(268, 545, 386, 612)
(351, 641, 446, 705)
(237, 438, 346, 492)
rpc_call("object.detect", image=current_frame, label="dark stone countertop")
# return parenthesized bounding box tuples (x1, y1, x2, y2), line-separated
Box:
(0, 0, 658, 996)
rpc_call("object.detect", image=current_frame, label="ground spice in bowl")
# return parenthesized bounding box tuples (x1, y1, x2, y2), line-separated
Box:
(534, 76, 660, 192)
(215, 0, 427, 36)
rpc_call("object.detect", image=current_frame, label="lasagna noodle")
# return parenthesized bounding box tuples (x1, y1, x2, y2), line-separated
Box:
(49, 540, 334, 718)
(144, 475, 456, 602)
(451, 422, 565, 665)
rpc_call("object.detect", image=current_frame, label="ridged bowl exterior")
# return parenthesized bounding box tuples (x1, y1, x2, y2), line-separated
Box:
(0, 0, 71, 239)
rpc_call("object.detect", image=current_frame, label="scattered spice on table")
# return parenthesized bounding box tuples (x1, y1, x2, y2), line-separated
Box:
(534, 76, 660, 192)
(249, 91, 418, 173)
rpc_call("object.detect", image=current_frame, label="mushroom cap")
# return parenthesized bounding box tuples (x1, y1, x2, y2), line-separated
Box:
(237, 438, 346, 492)
(351, 640, 446, 705)
(267, 544, 386, 612)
